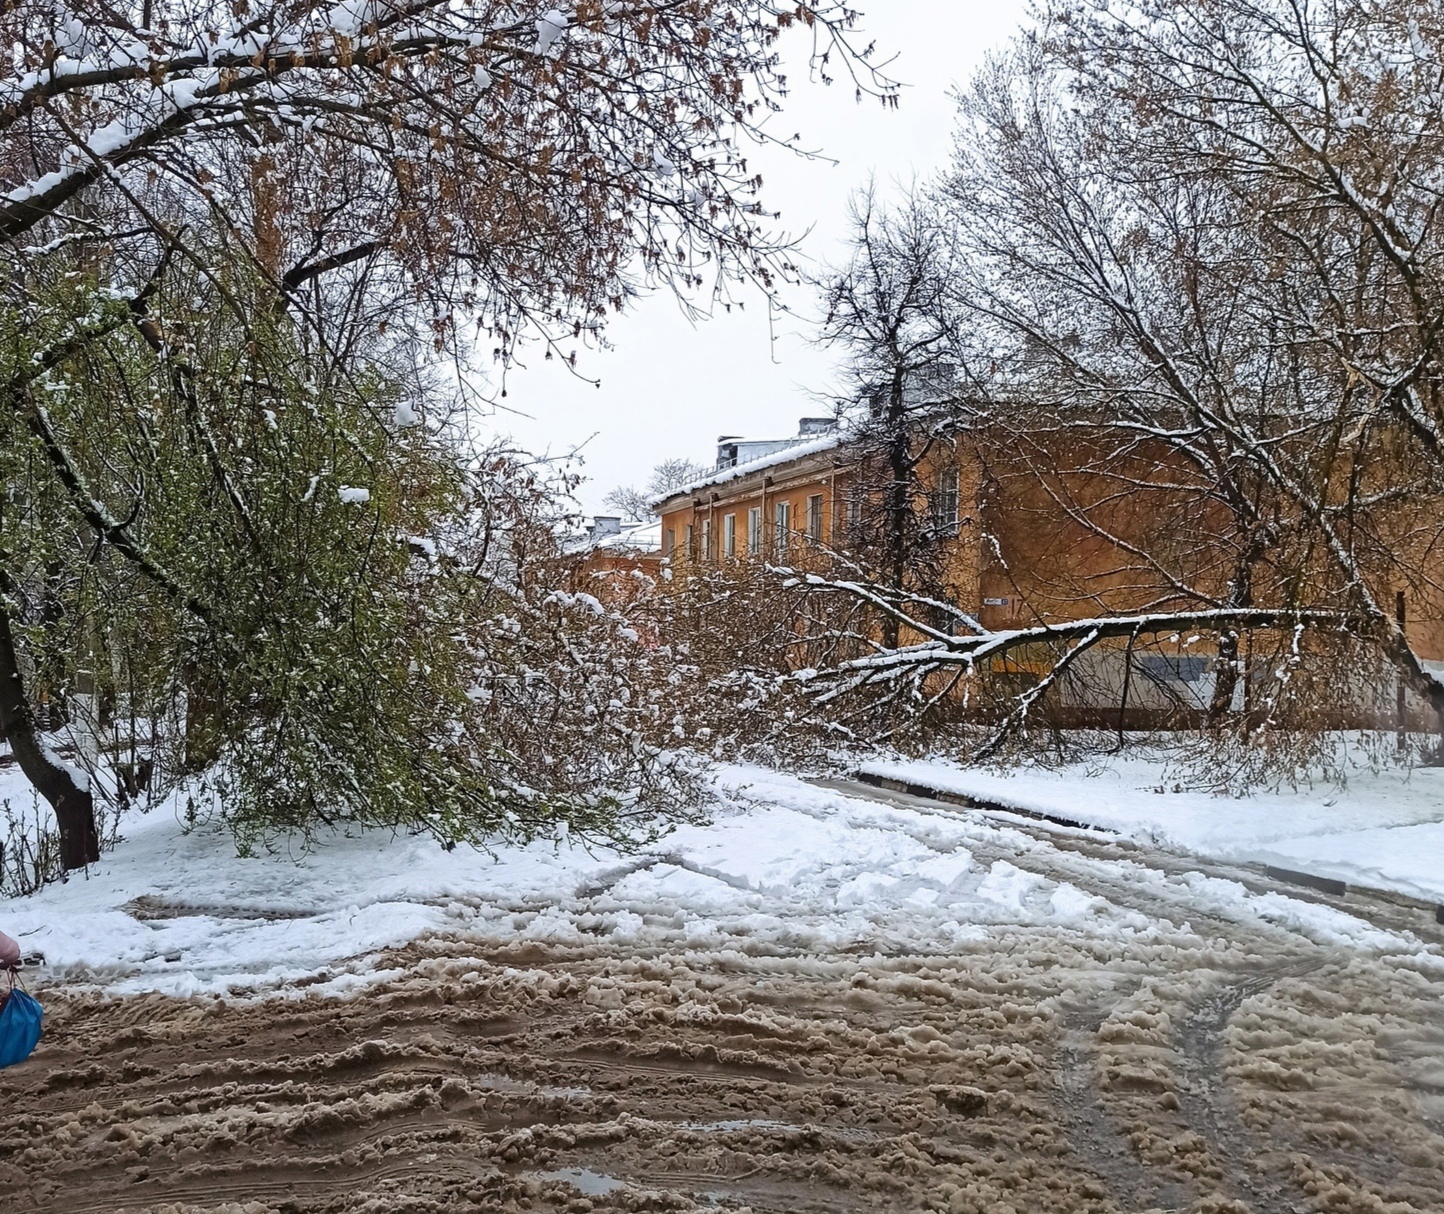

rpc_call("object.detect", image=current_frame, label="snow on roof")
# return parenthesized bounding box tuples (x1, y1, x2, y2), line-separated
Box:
(653, 432, 847, 508)
(566, 518, 663, 555)
(595, 519, 662, 552)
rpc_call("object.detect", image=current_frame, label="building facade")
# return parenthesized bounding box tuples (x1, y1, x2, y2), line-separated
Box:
(639, 414, 1444, 726)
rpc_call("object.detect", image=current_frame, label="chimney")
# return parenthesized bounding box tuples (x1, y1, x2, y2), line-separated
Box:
(798, 417, 838, 437)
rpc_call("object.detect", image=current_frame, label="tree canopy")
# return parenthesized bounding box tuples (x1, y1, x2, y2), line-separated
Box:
(0, 2, 894, 875)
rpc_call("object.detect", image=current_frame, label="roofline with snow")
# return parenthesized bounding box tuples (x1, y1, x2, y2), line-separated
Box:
(650, 432, 850, 511)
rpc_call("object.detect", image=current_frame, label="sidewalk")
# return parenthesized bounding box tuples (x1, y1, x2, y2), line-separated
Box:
(856, 753, 1444, 913)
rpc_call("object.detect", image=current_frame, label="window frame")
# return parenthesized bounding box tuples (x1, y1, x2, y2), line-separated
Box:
(845, 488, 863, 539)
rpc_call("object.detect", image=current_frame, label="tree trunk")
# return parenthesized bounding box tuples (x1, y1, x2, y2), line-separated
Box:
(1209, 544, 1262, 724)
(883, 369, 910, 650)
(1383, 621, 1444, 749)
(1208, 630, 1240, 721)
(0, 575, 98, 870)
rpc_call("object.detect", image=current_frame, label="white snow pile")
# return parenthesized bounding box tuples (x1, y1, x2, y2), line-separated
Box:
(1, 760, 1435, 1001)
(859, 753, 1444, 904)
(534, 8, 569, 54)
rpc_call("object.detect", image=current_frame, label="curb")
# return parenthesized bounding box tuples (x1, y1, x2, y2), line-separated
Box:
(851, 769, 1444, 930)
(1262, 866, 1346, 898)
(854, 771, 1099, 833)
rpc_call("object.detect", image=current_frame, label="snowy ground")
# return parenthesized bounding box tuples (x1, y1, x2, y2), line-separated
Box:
(859, 751, 1444, 905)
(0, 762, 1200, 998)
(3, 760, 1436, 999)
(4, 759, 1444, 1211)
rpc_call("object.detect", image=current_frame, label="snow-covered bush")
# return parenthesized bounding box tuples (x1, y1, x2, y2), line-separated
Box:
(0, 2, 896, 873)
(0, 262, 707, 869)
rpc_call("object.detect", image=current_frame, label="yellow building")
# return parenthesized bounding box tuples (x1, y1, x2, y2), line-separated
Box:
(643, 414, 1444, 725)
(653, 417, 1002, 628)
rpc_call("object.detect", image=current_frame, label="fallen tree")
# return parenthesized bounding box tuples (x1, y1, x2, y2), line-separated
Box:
(0, 1, 894, 872)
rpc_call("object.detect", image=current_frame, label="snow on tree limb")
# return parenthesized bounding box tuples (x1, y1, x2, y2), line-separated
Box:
(1, 2, 898, 358)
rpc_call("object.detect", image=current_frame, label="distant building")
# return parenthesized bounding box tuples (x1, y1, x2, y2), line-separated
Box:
(651, 414, 989, 624)
(568, 515, 665, 581)
(632, 411, 1444, 727)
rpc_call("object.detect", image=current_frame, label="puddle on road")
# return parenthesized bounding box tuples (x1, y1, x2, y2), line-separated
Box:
(533, 1167, 626, 1196)
(682, 1117, 879, 1140)
(471, 1072, 591, 1101)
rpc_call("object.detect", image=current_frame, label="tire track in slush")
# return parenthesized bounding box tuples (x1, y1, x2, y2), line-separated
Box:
(826, 778, 1444, 1213)
(1056, 994, 1194, 1214)
(1175, 968, 1317, 1214)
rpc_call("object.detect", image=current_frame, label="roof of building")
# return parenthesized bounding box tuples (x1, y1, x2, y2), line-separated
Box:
(596, 519, 662, 552)
(565, 517, 664, 555)
(652, 431, 849, 509)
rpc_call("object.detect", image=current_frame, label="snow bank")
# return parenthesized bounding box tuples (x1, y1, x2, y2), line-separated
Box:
(859, 754, 1444, 903)
(2, 757, 1434, 1000)
(0, 763, 1154, 998)
(1255, 821, 1444, 904)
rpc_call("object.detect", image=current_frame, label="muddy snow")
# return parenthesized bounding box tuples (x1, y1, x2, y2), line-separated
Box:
(2, 770, 1443, 1211)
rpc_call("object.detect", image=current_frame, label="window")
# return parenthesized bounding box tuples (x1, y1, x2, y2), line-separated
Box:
(774, 500, 791, 559)
(846, 490, 862, 539)
(807, 493, 824, 542)
(684, 523, 694, 560)
(931, 467, 960, 537)
(664, 528, 675, 556)
(747, 506, 762, 556)
(700, 517, 713, 562)
(723, 513, 737, 558)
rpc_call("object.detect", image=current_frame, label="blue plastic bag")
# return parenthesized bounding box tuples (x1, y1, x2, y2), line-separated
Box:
(0, 985, 43, 1069)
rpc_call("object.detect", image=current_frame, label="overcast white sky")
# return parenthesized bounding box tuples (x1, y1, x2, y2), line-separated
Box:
(491, 1, 1031, 513)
